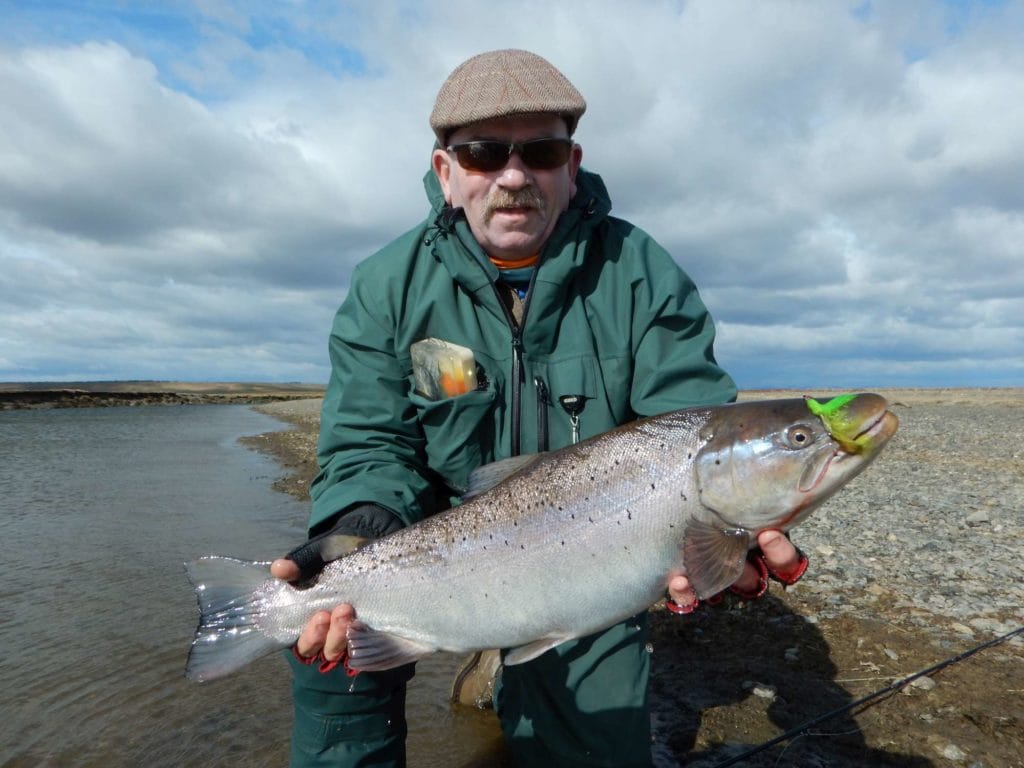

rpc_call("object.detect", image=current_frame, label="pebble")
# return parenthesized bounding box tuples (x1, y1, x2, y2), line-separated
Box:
(907, 675, 937, 691)
(941, 743, 967, 761)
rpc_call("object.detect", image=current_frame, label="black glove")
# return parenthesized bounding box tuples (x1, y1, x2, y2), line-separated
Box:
(285, 503, 402, 584)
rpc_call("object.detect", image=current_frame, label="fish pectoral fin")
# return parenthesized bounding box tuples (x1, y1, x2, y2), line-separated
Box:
(463, 454, 545, 498)
(345, 621, 435, 671)
(503, 634, 574, 666)
(681, 519, 751, 599)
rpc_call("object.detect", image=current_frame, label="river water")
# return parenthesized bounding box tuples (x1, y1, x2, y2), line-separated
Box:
(0, 405, 506, 768)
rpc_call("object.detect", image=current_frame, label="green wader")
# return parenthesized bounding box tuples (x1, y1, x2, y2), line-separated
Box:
(288, 654, 415, 767)
(288, 614, 652, 768)
(495, 614, 653, 768)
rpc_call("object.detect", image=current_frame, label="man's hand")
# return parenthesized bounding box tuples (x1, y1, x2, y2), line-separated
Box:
(271, 503, 401, 663)
(667, 529, 804, 609)
(270, 558, 355, 662)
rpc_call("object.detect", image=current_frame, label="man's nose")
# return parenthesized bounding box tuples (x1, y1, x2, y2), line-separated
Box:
(496, 152, 531, 189)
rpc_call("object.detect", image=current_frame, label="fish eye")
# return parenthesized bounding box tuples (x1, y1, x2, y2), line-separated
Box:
(784, 425, 815, 449)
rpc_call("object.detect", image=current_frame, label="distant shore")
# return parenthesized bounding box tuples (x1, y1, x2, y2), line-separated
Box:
(0, 381, 325, 410)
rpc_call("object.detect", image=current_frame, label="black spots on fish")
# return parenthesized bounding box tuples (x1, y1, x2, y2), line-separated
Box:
(588, 516, 594, 524)
(687, 452, 693, 460)
(520, 544, 525, 550)
(650, 483, 656, 490)
(560, 540, 565, 546)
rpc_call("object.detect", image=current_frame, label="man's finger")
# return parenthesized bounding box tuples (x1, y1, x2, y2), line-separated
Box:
(322, 605, 355, 661)
(667, 574, 696, 607)
(271, 558, 301, 582)
(295, 610, 331, 659)
(756, 529, 798, 572)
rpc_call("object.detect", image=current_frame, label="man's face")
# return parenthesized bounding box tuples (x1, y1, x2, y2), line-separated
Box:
(432, 114, 583, 261)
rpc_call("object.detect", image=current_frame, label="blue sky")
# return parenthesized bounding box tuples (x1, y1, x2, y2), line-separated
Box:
(1, 0, 1021, 389)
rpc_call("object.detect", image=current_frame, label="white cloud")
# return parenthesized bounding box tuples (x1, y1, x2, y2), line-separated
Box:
(0, 0, 1021, 386)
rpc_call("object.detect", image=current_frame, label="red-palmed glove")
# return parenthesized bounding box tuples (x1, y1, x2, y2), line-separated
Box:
(666, 544, 809, 612)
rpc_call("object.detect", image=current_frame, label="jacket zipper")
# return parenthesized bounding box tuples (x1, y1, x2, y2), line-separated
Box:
(440, 206, 561, 458)
(534, 375, 550, 452)
(490, 270, 540, 457)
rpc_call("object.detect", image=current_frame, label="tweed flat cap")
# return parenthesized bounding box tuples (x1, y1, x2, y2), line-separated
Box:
(430, 49, 586, 144)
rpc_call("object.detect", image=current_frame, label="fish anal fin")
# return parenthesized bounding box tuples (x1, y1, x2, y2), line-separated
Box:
(682, 519, 751, 599)
(345, 621, 435, 671)
(503, 634, 573, 666)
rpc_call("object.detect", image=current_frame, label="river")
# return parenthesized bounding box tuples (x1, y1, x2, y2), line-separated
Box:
(0, 404, 505, 767)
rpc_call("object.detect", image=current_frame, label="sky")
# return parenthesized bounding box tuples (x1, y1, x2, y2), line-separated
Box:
(1, 0, 1022, 389)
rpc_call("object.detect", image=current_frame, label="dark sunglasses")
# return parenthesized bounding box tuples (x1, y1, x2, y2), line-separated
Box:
(446, 137, 574, 172)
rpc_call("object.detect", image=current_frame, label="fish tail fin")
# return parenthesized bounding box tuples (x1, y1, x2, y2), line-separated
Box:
(184, 556, 288, 682)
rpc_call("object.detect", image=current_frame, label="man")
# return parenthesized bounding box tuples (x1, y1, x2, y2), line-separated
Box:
(271, 49, 805, 767)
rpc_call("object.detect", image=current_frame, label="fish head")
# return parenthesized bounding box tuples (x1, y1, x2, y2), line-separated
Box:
(693, 393, 898, 533)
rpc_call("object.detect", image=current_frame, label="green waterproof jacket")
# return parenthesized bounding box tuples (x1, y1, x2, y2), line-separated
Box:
(309, 168, 737, 531)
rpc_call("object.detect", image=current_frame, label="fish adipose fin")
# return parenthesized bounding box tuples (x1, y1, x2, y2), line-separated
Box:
(185, 556, 288, 682)
(503, 634, 574, 666)
(345, 621, 436, 671)
(681, 519, 751, 599)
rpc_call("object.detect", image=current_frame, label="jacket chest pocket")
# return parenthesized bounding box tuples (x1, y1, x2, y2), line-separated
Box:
(530, 356, 625, 451)
(407, 386, 497, 494)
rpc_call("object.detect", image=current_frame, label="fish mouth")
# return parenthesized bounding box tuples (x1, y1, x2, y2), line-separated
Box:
(853, 409, 898, 446)
(807, 393, 898, 454)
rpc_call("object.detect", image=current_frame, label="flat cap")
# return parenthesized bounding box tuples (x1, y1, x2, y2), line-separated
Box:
(430, 49, 586, 144)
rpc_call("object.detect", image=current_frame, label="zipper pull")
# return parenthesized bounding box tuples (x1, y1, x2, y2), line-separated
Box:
(534, 376, 550, 452)
(558, 395, 586, 445)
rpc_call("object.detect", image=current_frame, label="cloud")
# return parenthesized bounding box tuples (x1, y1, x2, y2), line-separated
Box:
(0, 0, 1021, 386)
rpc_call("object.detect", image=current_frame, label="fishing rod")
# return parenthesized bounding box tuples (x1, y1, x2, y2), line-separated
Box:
(709, 624, 1024, 768)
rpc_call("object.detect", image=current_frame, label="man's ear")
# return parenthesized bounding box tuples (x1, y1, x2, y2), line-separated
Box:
(432, 149, 453, 205)
(567, 143, 583, 202)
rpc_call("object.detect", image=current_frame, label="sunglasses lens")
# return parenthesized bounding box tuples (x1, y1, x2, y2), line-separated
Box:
(520, 139, 572, 169)
(454, 142, 511, 172)
(450, 139, 573, 172)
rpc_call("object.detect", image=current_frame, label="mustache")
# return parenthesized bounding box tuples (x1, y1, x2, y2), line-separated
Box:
(484, 188, 546, 219)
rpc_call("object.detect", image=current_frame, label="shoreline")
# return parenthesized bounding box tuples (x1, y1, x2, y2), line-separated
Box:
(0, 381, 325, 410)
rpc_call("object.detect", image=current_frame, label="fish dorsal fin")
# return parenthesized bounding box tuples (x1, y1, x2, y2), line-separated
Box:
(345, 621, 436, 671)
(463, 454, 545, 499)
(503, 633, 574, 666)
(681, 519, 751, 599)
(319, 534, 372, 562)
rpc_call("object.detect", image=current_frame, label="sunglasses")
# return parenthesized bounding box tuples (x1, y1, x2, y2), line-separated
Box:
(446, 137, 574, 172)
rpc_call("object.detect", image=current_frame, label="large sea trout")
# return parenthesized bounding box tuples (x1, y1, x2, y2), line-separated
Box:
(186, 393, 897, 682)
